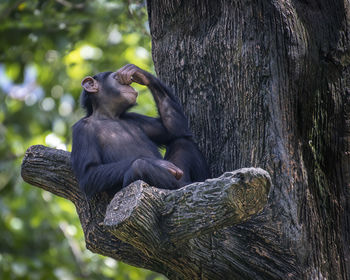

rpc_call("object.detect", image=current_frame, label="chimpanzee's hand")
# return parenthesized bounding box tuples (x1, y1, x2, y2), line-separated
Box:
(115, 64, 151, 86)
(153, 159, 184, 180)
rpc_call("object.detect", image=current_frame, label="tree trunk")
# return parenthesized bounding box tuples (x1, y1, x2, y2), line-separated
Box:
(147, 0, 350, 278)
(21, 0, 350, 279)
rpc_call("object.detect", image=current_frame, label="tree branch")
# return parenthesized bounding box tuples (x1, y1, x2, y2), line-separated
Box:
(104, 168, 271, 251)
(21, 145, 81, 201)
(21, 145, 272, 277)
(21, 145, 164, 271)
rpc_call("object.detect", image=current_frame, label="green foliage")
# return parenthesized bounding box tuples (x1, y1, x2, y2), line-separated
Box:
(0, 1, 165, 279)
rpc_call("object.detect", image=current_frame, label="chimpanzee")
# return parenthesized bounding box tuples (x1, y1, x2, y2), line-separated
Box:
(71, 64, 210, 199)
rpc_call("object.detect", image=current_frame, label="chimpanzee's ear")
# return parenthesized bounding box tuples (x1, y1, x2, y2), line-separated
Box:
(81, 76, 99, 93)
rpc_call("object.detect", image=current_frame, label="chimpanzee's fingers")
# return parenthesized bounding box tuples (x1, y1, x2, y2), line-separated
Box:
(123, 65, 139, 83)
(118, 70, 131, 85)
(123, 64, 137, 71)
(116, 64, 134, 84)
(175, 168, 184, 180)
(156, 160, 184, 180)
(119, 73, 127, 85)
(126, 69, 137, 83)
(115, 64, 147, 85)
(170, 166, 184, 180)
(122, 64, 137, 77)
(168, 167, 184, 180)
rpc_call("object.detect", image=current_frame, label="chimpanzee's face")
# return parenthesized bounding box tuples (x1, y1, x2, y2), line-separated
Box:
(101, 72, 138, 106)
(81, 71, 138, 115)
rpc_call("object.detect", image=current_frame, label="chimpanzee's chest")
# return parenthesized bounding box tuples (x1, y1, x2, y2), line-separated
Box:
(95, 119, 160, 161)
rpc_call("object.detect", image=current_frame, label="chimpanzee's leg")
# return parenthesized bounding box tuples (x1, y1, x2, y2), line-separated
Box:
(164, 138, 210, 186)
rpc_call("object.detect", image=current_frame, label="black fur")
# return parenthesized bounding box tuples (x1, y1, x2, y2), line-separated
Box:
(71, 70, 210, 199)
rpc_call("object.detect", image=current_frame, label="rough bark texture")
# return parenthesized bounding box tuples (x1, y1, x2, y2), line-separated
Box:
(21, 145, 271, 279)
(147, 0, 350, 279)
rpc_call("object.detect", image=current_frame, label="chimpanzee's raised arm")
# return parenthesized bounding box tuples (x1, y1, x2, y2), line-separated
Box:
(148, 79, 192, 138)
(116, 64, 192, 139)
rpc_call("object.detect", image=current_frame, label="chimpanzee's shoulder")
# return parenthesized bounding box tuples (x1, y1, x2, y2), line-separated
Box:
(72, 117, 96, 132)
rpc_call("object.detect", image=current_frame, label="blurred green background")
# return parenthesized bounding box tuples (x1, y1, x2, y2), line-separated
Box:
(0, 0, 166, 279)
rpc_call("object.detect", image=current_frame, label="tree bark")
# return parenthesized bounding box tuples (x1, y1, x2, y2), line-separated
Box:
(147, 0, 350, 279)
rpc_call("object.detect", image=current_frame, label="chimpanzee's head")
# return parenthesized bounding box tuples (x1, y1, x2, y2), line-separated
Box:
(80, 71, 138, 117)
